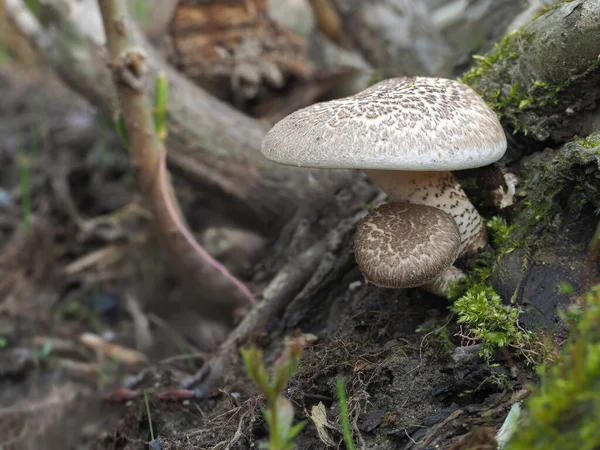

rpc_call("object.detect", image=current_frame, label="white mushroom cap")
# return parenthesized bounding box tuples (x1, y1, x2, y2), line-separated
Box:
(354, 202, 461, 288)
(262, 77, 506, 171)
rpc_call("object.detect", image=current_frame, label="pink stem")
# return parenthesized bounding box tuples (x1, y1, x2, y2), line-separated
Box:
(159, 145, 256, 305)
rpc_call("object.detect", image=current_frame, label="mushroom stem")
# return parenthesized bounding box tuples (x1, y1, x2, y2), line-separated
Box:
(363, 170, 487, 257)
(420, 266, 466, 297)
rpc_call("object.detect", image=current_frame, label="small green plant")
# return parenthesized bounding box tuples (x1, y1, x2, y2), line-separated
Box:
(153, 72, 168, 142)
(24, 0, 41, 17)
(487, 216, 518, 247)
(34, 339, 53, 361)
(143, 389, 155, 441)
(17, 96, 44, 234)
(241, 337, 309, 450)
(506, 284, 600, 449)
(131, 0, 151, 27)
(451, 284, 529, 362)
(336, 377, 356, 450)
(114, 72, 169, 146)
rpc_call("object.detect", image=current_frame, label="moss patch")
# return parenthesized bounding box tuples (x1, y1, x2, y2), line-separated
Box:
(458, 29, 565, 136)
(451, 282, 529, 362)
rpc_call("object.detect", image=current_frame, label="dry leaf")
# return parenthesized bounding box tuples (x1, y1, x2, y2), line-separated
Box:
(309, 402, 336, 447)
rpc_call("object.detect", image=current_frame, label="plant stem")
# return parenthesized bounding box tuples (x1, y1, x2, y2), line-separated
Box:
(97, 0, 255, 307)
(337, 377, 355, 450)
(143, 389, 155, 441)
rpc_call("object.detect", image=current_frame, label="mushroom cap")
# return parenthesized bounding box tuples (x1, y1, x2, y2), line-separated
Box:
(262, 77, 506, 171)
(354, 202, 461, 288)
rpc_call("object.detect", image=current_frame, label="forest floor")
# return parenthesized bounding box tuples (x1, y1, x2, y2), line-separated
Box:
(0, 63, 561, 450)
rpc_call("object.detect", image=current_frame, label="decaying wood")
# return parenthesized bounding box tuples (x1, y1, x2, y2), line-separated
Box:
(165, 0, 311, 107)
(183, 210, 369, 391)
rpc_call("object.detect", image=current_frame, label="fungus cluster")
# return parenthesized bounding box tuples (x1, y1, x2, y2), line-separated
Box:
(261, 76, 507, 296)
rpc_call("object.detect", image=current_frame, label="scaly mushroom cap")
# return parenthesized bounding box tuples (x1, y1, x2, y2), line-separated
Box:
(262, 76, 506, 171)
(354, 202, 461, 288)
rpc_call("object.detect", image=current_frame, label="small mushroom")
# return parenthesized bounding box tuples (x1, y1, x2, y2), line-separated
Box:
(354, 202, 461, 288)
(262, 76, 507, 294)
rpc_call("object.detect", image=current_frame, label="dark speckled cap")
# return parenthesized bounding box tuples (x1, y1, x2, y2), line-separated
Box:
(354, 202, 461, 288)
(262, 77, 507, 171)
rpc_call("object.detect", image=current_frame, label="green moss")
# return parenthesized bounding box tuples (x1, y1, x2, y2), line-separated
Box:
(487, 216, 518, 248)
(506, 284, 600, 450)
(451, 283, 530, 362)
(459, 30, 527, 87)
(533, 0, 577, 20)
(459, 27, 564, 136)
(573, 133, 600, 149)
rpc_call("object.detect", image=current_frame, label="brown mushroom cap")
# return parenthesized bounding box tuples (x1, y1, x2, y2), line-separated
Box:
(354, 202, 461, 288)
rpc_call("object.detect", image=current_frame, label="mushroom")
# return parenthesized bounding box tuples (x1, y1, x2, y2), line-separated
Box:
(354, 202, 461, 288)
(262, 76, 507, 294)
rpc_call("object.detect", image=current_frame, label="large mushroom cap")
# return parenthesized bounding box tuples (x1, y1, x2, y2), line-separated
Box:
(354, 202, 461, 288)
(262, 77, 506, 171)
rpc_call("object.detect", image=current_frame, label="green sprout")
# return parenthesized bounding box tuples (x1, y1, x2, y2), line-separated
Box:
(144, 389, 155, 441)
(17, 130, 31, 234)
(153, 72, 168, 143)
(114, 73, 169, 146)
(241, 337, 310, 450)
(337, 377, 356, 450)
